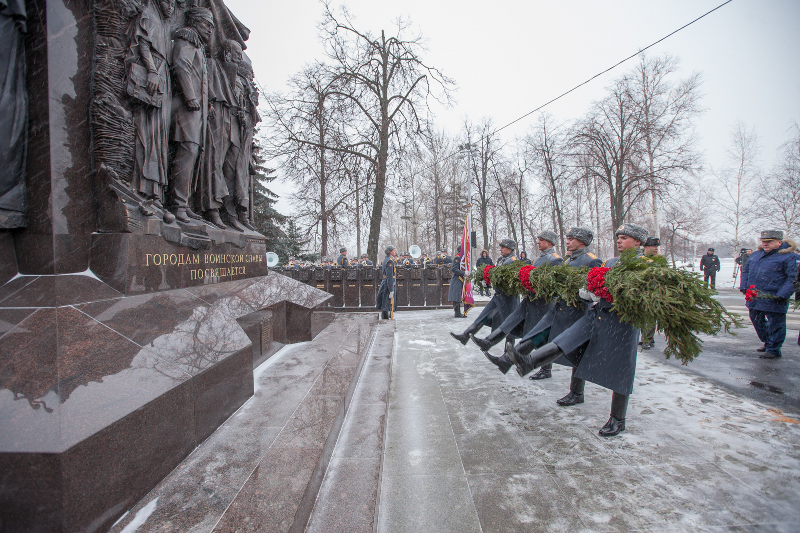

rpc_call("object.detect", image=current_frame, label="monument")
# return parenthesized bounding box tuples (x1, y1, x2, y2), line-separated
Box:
(0, 1, 332, 531)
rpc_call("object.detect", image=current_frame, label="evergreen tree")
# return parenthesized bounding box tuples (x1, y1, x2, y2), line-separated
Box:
(251, 136, 287, 254)
(283, 218, 319, 263)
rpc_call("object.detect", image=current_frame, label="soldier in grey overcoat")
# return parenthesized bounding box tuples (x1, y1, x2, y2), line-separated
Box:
(450, 239, 519, 344)
(449, 253, 466, 317)
(375, 246, 398, 319)
(471, 230, 563, 369)
(508, 223, 648, 437)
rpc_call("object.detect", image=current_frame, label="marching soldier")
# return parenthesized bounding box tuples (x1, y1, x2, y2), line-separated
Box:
(472, 231, 563, 360)
(376, 245, 398, 319)
(640, 236, 661, 349)
(487, 227, 602, 383)
(508, 223, 648, 437)
(450, 239, 520, 344)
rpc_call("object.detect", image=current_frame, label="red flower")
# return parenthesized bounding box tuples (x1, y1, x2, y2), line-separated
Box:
(586, 267, 613, 302)
(519, 265, 536, 294)
(745, 284, 758, 302)
(482, 265, 495, 286)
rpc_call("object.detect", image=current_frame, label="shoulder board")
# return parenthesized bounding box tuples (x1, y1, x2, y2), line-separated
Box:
(601, 259, 609, 267)
(587, 253, 598, 259)
(510, 256, 517, 261)
(552, 253, 561, 259)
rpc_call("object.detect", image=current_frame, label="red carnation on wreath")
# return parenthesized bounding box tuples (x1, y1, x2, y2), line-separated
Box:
(586, 267, 613, 302)
(519, 265, 536, 294)
(482, 265, 495, 286)
(745, 285, 758, 302)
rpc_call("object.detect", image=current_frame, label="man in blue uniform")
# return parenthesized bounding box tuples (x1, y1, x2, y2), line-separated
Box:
(508, 223, 647, 437)
(471, 230, 563, 366)
(450, 239, 519, 344)
(375, 245, 398, 319)
(739, 230, 798, 358)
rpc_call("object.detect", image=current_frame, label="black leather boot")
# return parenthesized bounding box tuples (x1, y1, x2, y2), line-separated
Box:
(483, 348, 513, 374)
(450, 320, 483, 345)
(528, 364, 552, 380)
(471, 328, 505, 351)
(599, 392, 629, 437)
(556, 370, 585, 406)
(507, 342, 564, 377)
(453, 302, 464, 318)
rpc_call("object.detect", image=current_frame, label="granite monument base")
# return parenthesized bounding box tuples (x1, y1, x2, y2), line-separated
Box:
(0, 270, 332, 532)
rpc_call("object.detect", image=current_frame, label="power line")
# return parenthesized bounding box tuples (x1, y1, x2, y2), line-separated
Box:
(441, 0, 734, 166)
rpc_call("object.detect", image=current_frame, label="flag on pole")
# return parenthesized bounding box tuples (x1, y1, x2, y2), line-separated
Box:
(460, 211, 476, 315)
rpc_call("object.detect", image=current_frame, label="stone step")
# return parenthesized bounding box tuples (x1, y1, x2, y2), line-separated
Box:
(305, 321, 395, 533)
(108, 313, 383, 533)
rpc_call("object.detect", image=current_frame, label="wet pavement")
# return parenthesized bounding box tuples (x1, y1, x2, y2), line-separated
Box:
(660, 289, 800, 412)
(378, 309, 800, 533)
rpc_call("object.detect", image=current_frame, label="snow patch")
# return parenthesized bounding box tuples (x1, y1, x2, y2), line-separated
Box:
(408, 340, 435, 346)
(119, 498, 158, 533)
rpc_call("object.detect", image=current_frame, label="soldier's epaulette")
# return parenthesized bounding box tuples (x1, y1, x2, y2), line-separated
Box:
(552, 253, 561, 259)
(587, 253, 598, 259)
(510, 256, 517, 261)
(601, 259, 609, 267)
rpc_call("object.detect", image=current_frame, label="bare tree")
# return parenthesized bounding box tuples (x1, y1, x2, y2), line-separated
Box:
(572, 78, 650, 249)
(712, 121, 761, 251)
(462, 118, 502, 250)
(314, 4, 454, 261)
(627, 54, 704, 237)
(758, 123, 800, 237)
(265, 63, 351, 258)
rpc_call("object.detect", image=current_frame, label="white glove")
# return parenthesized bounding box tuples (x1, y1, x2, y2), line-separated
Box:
(579, 287, 601, 302)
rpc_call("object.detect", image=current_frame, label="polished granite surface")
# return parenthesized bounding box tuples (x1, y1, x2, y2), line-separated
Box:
(107, 314, 386, 533)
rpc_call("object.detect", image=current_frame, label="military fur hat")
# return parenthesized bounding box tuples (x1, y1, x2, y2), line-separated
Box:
(566, 227, 593, 246)
(361, 253, 368, 258)
(499, 238, 517, 251)
(760, 229, 784, 241)
(537, 230, 558, 245)
(384, 245, 396, 255)
(339, 247, 347, 253)
(644, 237, 661, 247)
(615, 223, 648, 244)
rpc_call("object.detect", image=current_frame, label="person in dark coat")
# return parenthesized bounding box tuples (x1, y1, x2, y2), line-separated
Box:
(450, 239, 519, 344)
(519, 251, 532, 265)
(700, 248, 721, 289)
(449, 253, 466, 317)
(375, 245, 398, 319)
(336, 247, 348, 267)
(508, 223, 647, 437)
(739, 231, 798, 358)
(475, 250, 494, 296)
(640, 237, 661, 349)
(472, 230, 563, 366)
(488, 227, 602, 380)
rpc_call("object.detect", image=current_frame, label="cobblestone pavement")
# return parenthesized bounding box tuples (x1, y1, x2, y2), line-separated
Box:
(378, 309, 800, 533)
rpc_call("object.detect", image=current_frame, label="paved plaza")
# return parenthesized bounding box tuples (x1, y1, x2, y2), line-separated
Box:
(378, 309, 800, 533)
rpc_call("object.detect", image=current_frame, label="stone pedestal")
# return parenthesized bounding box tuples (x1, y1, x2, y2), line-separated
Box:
(360, 267, 376, 307)
(440, 267, 451, 304)
(424, 266, 441, 306)
(344, 268, 359, 307)
(396, 267, 409, 307)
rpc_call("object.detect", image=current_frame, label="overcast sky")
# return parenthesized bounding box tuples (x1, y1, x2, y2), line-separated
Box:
(225, 0, 800, 215)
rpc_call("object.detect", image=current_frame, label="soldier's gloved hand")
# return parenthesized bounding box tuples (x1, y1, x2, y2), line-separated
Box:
(579, 288, 601, 302)
(740, 289, 747, 295)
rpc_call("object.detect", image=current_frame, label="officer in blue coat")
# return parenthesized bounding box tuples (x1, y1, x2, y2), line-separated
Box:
(471, 230, 563, 362)
(450, 239, 519, 344)
(488, 227, 601, 379)
(375, 245, 398, 319)
(739, 230, 798, 358)
(508, 223, 647, 437)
